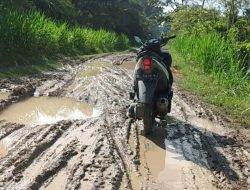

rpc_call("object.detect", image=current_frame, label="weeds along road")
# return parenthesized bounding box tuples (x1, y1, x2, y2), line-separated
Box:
(0, 53, 249, 190)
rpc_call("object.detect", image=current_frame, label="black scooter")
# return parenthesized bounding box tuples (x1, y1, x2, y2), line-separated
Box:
(128, 35, 176, 135)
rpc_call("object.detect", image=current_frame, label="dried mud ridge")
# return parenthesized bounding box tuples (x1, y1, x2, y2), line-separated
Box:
(0, 53, 249, 190)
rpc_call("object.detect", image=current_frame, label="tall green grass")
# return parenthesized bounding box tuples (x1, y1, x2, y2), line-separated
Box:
(171, 33, 250, 96)
(170, 33, 250, 127)
(0, 9, 129, 66)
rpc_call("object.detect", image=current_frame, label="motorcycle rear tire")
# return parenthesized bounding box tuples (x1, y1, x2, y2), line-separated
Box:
(143, 104, 154, 135)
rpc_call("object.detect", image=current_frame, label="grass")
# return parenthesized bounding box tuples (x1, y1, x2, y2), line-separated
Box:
(172, 33, 249, 88)
(169, 44, 250, 128)
(0, 58, 59, 78)
(0, 9, 129, 67)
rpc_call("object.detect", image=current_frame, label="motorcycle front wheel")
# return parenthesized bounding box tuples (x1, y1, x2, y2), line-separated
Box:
(143, 104, 154, 135)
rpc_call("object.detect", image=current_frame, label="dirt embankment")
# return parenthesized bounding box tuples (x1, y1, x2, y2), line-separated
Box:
(0, 53, 249, 190)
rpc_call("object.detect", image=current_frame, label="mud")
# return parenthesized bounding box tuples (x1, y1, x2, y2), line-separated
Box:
(0, 52, 249, 190)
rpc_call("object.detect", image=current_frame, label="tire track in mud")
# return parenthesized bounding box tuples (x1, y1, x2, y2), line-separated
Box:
(0, 54, 136, 189)
(0, 121, 73, 185)
(168, 90, 250, 190)
(0, 123, 24, 140)
(0, 53, 249, 190)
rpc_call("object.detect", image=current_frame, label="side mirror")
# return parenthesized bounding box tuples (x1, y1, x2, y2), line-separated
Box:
(134, 36, 143, 44)
(163, 26, 171, 33)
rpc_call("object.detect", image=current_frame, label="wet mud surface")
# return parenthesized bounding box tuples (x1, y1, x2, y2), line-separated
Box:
(0, 53, 249, 190)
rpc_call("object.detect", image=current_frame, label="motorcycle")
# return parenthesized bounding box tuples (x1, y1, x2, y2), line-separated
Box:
(128, 34, 176, 135)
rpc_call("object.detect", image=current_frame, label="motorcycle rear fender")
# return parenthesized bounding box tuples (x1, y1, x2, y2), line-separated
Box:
(138, 80, 158, 104)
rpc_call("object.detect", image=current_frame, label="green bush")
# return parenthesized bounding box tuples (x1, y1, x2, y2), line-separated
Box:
(171, 32, 249, 96)
(0, 9, 129, 66)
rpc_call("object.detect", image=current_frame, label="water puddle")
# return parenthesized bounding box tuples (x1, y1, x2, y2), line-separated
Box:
(139, 128, 192, 189)
(188, 116, 223, 134)
(0, 92, 10, 101)
(137, 117, 192, 189)
(130, 127, 167, 189)
(120, 61, 136, 70)
(85, 61, 111, 68)
(0, 97, 98, 126)
(0, 141, 7, 158)
(140, 127, 167, 177)
(158, 139, 192, 189)
(79, 69, 101, 77)
(79, 62, 112, 77)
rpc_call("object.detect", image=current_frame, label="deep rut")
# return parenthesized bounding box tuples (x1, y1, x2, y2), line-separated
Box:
(0, 53, 249, 190)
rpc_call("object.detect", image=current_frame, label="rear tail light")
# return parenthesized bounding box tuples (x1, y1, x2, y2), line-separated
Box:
(143, 58, 151, 73)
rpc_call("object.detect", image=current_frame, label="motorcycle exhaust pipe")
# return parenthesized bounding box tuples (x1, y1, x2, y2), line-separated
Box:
(156, 97, 169, 117)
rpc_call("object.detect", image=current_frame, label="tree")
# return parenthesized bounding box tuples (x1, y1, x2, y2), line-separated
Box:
(1, 0, 165, 38)
(218, 0, 249, 32)
(74, 0, 164, 38)
(169, 6, 225, 34)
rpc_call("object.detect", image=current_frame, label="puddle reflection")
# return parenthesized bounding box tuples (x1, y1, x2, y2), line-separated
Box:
(0, 97, 99, 126)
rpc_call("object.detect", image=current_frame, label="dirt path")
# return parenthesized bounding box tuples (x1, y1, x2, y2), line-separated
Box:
(0, 53, 249, 190)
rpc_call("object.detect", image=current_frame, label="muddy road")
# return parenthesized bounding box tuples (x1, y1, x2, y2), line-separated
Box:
(0, 53, 249, 190)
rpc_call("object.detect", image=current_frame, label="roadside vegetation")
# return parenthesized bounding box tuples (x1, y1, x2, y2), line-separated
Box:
(0, 0, 163, 38)
(0, 0, 163, 68)
(0, 9, 129, 67)
(167, 3, 250, 127)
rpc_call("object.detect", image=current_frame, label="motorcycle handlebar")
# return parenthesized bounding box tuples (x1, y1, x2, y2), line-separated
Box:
(162, 35, 176, 44)
(167, 35, 176, 40)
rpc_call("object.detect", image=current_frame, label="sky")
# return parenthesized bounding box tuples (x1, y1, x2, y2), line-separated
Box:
(163, 0, 224, 13)
(162, 0, 246, 16)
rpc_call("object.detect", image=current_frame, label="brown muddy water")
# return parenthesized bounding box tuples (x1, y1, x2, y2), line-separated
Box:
(79, 61, 112, 77)
(0, 141, 7, 158)
(138, 119, 192, 189)
(120, 61, 136, 70)
(0, 97, 99, 126)
(0, 92, 9, 101)
(85, 61, 112, 68)
(129, 113, 223, 190)
(79, 69, 101, 77)
(188, 116, 224, 134)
